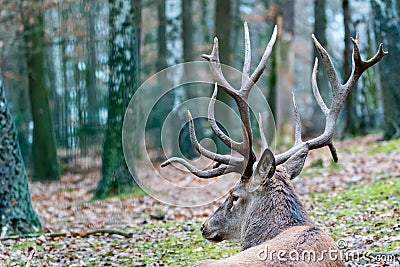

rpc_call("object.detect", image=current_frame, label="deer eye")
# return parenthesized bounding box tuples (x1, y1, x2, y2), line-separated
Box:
(227, 194, 240, 212)
(231, 194, 239, 202)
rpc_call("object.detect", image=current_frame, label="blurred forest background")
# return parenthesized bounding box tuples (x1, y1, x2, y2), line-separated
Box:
(0, 0, 399, 195)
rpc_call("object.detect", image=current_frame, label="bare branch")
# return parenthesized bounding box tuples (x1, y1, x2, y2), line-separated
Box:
(25, 249, 35, 267)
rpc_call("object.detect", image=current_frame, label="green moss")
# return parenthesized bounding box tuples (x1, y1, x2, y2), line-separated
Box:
(90, 186, 147, 202)
(328, 160, 341, 172)
(133, 220, 239, 266)
(368, 240, 400, 252)
(11, 240, 38, 250)
(366, 139, 400, 154)
(308, 178, 400, 250)
(309, 159, 324, 168)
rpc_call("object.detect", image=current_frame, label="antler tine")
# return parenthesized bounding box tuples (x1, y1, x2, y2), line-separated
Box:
(201, 38, 240, 101)
(162, 23, 277, 180)
(344, 36, 388, 92)
(187, 110, 243, 166)
(161, 157, 238, 178)
(242, 22, 251, 86)
(258, 113, 268, 152)
(311, 58, 329, 116)
(312, 33, 387, 114)
(292, 93, 302, 146)
(203, 24, 279, 179)
(276, 33, 387, 167)
(242, 25, 278, 98)
(208, 83, 247, 156)
(311, 34, 341, 102)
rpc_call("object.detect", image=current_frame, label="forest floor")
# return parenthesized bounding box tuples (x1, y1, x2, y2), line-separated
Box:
(1, 134, 400, 267)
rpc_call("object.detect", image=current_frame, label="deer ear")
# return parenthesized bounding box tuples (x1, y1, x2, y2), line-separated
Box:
(282, 144, 309, 179)
(251, 149, 276, 188)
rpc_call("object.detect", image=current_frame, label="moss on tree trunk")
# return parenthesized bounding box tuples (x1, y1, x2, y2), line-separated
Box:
(94, 0, 140, 199)
(0, 80, 42, 235)
(23, 2, 60, 181)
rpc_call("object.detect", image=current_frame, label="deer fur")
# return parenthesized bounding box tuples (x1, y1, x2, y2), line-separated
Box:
(194, 226, 341, 267)
(194, 149, 345, 267)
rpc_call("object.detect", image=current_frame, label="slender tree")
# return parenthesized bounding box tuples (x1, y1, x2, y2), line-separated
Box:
(309, 0, 329, 135)
(371, 0, 400, 138)
(22, 1, 60, 180)
(95, 0, 140, 198)
(342, 0, 358, 135)
(150, 0, 169, 151)
(213, 0, 232, 154)
(215, 0, 232, 67)
(85, 1, 101, 148)
(157, 0, 168, 72)
(182, 0, 194, 63)
(181, 0, 201, 159)
(0, 79, 41, 235)
(275, 0, 295, 140)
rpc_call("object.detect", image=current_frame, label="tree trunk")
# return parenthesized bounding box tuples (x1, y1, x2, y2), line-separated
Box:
(86, 1, 100, 146)
(0, 80, 42, 235)
(157, 0, 168, 72)
(22, 1, 60, 181)
(308, 0, 329, 136)
(371, 0, 400, 139)
(275, 0, 295, 142)
(214, 0, 232, 154)
(343, 0, 358, 135)
(183, 0, 194, 63)
(182, 0, 201, 159)
(165, 0, 187, 157)
(95, 0, 140, 198)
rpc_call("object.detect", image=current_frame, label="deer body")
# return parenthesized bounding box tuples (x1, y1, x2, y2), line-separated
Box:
(195, 226, 340, 267)
(161, 22, 386, 266)
(197, 157, 345, 267)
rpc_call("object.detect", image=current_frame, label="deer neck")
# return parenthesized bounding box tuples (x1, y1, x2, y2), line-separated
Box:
(240, 172, 312, 251)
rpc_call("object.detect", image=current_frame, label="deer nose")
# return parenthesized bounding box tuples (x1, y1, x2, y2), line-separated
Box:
(201, 218, 210, 233)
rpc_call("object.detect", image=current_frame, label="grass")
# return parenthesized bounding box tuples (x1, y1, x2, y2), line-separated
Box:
(4, 138, 399, 266)
(341, 138, 400, 155)
(366, 139, 400, 154)
(131, 178, 399, 266)
(301, 159, 342, 178)
(308, 177, 400, 253)
(89, 186, 147, 202)
(133, 220, 239, 266)
(3, 178, 398, 266)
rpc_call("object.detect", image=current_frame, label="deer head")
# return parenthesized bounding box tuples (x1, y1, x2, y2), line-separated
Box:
(161, 23, 387, 252)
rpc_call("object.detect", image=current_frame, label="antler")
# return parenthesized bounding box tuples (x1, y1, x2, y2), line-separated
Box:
(161, 23, 278, 179)
(275, 33, 387, 167)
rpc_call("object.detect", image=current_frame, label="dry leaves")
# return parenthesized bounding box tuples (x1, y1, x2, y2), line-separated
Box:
(0, 134, 399, 266)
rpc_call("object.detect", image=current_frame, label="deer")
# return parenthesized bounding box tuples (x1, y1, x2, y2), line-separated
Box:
(161, 22, 387, 266)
